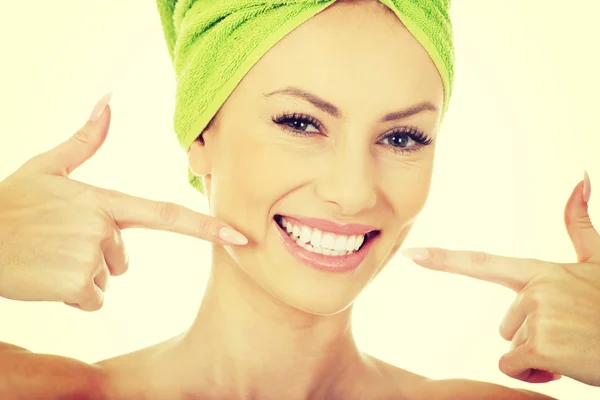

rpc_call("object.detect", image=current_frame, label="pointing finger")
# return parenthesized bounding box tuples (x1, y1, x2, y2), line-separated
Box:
(101, 188, 248, 245)
(402, 247, 550, 292)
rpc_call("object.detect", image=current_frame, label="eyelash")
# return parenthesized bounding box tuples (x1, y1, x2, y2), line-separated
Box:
(271, 112, 433, 155)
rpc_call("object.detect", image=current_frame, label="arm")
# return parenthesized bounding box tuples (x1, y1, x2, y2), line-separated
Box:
(0, 342, 108, 400)
(513, 388, 559, 400)
(414, 378, 559, 400)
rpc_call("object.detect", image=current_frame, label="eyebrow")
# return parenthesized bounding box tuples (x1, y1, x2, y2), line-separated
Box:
(264, 86, 438, 122)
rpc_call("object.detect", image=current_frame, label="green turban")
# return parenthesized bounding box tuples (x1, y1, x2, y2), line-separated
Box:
(156, 0, 454, 194)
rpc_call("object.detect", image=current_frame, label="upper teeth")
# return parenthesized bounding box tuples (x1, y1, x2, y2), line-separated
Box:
(280, 216, 365, 253)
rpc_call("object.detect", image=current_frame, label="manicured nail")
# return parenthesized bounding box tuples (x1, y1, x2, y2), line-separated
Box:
(401, 247, 429, 261)
(219, 227, 248, 245)
(583, 170, 591, 204)
(551, 373, 562, 381)
(89, 91, 113, 122)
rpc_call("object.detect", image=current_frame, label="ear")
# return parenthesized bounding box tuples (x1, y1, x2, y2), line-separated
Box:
(188, 134, 212, 177)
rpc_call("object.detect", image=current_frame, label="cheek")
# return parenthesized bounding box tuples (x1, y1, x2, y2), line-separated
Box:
(215, 130, 314, 198)
(208, 128, 305, 225)
(383, 161, 433, 220)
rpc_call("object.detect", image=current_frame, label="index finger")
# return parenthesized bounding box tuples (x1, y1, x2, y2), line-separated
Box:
(101, 188, 248, 245)
(403, 247, 549, 292)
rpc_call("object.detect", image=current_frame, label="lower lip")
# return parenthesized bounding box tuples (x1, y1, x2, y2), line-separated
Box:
(273, 218, 377, 272)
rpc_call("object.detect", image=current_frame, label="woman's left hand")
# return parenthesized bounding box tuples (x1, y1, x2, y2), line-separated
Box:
(401, 173, 600, 386)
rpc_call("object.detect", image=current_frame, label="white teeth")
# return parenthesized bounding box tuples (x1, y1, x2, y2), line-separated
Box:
(321, 232, 335, 249)
(346, 235, 357, 252)
(292, 225, 301, 239)
(354, 234, 364, 250)
(300, 225, 312, 243)
(310, 229, 323, 248)
(334, 235, 348, 252)
(279, 216, 371, 256)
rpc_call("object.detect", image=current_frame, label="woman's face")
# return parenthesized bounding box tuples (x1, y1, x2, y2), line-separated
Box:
(189, 0, 443, 315)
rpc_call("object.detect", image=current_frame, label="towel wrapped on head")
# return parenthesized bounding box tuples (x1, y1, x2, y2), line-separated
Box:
(156, 0, 455, 194)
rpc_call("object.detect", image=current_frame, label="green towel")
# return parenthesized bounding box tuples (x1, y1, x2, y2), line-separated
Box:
(156, 0, 454, 194)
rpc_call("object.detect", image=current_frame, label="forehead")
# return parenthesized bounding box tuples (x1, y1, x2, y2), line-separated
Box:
(238, 0, 443, 114)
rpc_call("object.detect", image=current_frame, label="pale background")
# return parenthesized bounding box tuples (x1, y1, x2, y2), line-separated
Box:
(0, 1, 598, 399)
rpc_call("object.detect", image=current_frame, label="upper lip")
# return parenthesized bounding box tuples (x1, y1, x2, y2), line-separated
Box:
(278, 214, 378, 236)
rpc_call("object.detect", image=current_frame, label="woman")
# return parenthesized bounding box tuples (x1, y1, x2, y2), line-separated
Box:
(0, 0, 598, 399)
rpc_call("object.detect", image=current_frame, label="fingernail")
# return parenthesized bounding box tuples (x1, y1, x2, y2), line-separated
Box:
(105, 279, 110, 292)
(583, 170, 591, 204)
(401, 247, 429, 261)
(89, 91, 113, 122)
(219, 227, 248, 245)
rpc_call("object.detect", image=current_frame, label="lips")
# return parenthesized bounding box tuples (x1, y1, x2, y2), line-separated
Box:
(273, 215, 380, 272)
(279, 214, 377, 236)
(275, 215, 377, 252)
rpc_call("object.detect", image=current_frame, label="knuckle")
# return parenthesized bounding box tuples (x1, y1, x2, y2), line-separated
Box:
(566, 212, 594, 230)
(71, 128, 95, 146)
(197, 217, 213, 238)
(520, 342, 539, 359)
(100, 224, 116, 242)
(523, 334, 546, 361)
(82, 297, 104, 312)
(155, 201, 180, 226)
(72, 276, 93, 301)
(79, 217, 114, 245)
(521, 288, 544, 312)
(431, 249, 449, 270)
(77, 186, 106, 207)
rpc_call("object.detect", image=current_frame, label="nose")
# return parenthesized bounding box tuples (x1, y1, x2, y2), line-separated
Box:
(314, 147, 377, 215)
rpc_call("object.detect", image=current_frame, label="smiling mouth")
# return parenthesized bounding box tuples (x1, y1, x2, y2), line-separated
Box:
(274, 214, 380, 255)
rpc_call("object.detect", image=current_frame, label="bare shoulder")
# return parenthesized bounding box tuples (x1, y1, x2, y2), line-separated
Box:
(408, 378, 559, 400)
(364, 358, 558, 400)
(0, 341, 110, 399)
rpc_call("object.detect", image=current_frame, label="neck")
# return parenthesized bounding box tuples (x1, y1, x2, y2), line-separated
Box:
(165, 244, 369, 400)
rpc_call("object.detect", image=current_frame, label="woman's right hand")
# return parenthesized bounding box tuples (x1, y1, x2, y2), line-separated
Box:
(0, 92, 248, 312)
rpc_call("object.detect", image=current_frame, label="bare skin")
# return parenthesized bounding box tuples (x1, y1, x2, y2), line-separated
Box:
(94, 343, 559, 399)
(0, 1, 563, 399)
(0, 340, 556, 400)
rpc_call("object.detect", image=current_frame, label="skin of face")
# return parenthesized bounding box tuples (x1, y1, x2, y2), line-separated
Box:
(188, 0, 444, 317)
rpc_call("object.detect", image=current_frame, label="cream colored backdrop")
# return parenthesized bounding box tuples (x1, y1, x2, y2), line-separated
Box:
(0, 1, 598, 399)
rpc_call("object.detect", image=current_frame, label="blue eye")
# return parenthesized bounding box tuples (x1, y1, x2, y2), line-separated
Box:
(380, 128, 433, 154)
(272, 112, 321, 135)
(271, 112, 433, 154)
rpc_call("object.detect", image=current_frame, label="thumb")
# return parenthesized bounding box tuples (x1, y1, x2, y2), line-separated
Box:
(564, 171, 600, 263)
(19, 92, 113, 177)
